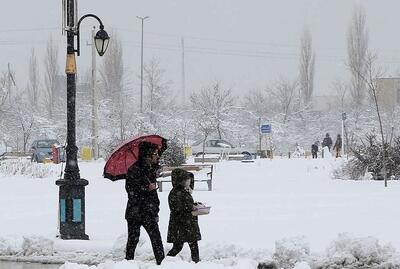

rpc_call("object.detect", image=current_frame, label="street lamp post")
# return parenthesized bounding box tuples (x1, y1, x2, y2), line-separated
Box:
(137, 16, 149, 113)
(56, 0, 109, 240)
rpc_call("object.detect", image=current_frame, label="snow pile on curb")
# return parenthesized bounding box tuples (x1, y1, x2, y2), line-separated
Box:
(21, 236, 54, 256)
(0, 236, 22, 256)
(1, 234, 400, 268)
(313, 233, 400, 268)
(0, 159, 60, 178)
(0, 236, 54, 256)
(273, 236, 310, 269)
(293, 261, 311, 269)
(111, 233, 147, 260)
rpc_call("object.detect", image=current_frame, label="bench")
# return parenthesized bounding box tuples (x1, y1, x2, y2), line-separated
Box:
(194, 157, 220, 163)
(0, 151, 32, 161)
(157, 164, 213, 192)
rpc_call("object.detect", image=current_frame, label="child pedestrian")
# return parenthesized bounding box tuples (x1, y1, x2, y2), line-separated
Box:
(167, 168, 201, 263)
(311, 141, 319, 159)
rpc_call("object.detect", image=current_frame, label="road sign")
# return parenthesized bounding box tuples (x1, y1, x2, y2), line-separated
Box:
(260, 124, 271, 134)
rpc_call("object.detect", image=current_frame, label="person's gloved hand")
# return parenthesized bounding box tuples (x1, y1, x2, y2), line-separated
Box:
(149, 183, 157, 191)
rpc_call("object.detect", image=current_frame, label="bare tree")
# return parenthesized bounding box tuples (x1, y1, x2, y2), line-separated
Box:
(27, 48, 40, 109)
(99, 33, 129, 141)
(299, 27, 315, 106)
(270, 78, 298, 123)
(363, 52, 388, 186)
(143, 58, 172, 125)
(190, 82, 235, 139)
(347, 5, 369, 108)
(331, 79, 350, 112)
(0, 72, 10, 111)
(13, 96, 35, 153)
(43, 36, 60, 119)
(242, 89, 271, 118)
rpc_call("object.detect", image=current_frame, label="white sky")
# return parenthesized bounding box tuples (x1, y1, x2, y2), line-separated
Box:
(2, 0, 400, 98)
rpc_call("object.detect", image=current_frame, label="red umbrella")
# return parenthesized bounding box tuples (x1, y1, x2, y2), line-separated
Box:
(103, 134, 167, 181)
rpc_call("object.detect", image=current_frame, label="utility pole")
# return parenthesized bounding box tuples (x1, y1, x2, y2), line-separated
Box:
(137, 16, 149, 113)
(341, 112, 346, 156)
(90, 27, 99, 160)
(258, 117, 262, 153)
(181, 37, 186, 105)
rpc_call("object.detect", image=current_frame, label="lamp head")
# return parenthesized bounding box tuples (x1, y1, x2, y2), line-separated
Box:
(94, 26, 110, 56)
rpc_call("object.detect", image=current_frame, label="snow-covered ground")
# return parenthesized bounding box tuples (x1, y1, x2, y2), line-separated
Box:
(1, 156, 400, 269)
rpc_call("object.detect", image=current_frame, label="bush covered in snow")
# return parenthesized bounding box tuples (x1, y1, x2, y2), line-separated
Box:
(111, 233, 148, 261)
(0, 159, 60, 178)
(21, 236, 54, 256)
(313, 233, 399, 268)
(0, 236, 21, 256)
(339, 134, 400, 181)
(160, 137, 186, 166)
(273, 236, 310, 269)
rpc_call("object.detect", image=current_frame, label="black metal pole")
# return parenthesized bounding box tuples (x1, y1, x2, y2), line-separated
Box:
(56, 0, 89, 240)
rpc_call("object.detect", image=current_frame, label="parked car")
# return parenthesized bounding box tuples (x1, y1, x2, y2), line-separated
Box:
(191, 139, 254, 157)
(31, 139, 63, 163)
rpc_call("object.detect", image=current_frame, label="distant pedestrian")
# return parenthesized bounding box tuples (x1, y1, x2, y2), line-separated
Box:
(311, 141, 319, 159)
(333, 134, 342, 158)
(167, 169, 201, 263)
(322, 133, 333, 151)
(125, 142, 164, 265)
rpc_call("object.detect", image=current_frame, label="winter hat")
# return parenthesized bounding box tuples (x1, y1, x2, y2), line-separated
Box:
(138, 141, 159, 160)
(171, 168, 189, 188)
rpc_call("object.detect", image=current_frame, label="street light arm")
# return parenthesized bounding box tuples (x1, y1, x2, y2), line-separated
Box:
(76, 14, 105, 56)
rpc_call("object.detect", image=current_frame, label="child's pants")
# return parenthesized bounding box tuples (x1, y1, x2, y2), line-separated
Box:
(167, 241, 199, 263)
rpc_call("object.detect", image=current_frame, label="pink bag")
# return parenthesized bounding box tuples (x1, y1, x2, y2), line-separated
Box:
(192, 203, 211, 216)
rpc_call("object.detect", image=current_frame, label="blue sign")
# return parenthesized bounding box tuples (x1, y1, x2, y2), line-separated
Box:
(260, 124, 271, 134)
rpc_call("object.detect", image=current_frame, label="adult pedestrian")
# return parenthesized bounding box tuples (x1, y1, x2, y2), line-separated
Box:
(322, 133, 333, 151)
(125, 141, 164, 265)
(333, 134, 342, 158)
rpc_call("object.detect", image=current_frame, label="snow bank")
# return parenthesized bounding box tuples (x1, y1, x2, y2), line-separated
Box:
(273, 236, 310, 269)
(313, 233, 400, 268)
(292, 262, 311, 269)
(0, 236, 54, 256)
(1, 234, 400, 269)
(21, 236, 54, 256)
(0, 236, 21, 255)
(111, 233, 147, 260)
(0, 159, 60, 178)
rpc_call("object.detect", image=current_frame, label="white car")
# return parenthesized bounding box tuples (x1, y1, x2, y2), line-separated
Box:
(191, 139, 253, 157)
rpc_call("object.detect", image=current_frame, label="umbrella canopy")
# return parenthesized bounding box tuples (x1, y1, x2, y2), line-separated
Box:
(103, 134, 167, 181)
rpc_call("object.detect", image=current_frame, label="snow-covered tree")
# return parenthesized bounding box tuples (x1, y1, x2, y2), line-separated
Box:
(143, 57, 173, 130)
(190, 82, 236, 139)
(269, 78, 298, 123)
(99, 33, 130, 142)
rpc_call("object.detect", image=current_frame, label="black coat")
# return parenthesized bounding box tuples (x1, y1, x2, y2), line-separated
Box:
(167, 186, 201, 243)
(311, 144, 318, 153)
(125, 160, 160, 221)
(322, 137, 333, 149)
